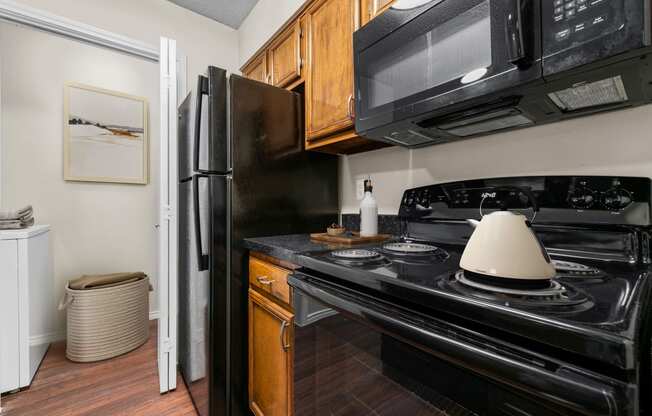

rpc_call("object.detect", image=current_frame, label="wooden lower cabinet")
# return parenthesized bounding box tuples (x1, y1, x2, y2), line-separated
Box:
(248, 288, 294, 416)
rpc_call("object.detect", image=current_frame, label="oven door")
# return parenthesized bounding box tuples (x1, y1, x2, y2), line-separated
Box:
(354, 0, 542, 137)
(289, 271, 636, 416)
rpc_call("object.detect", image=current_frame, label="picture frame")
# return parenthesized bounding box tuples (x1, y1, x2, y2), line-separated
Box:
(63, 82, 149, 184)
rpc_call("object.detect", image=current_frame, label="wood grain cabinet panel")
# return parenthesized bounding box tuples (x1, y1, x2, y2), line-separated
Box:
(269, 21, 303, 88)
(248, 289, 294, 416)
(249, 256, 291, 305)
(305, 0, 359, 141)
(242, 52, 269, 84)
(361, 0, 396, 25)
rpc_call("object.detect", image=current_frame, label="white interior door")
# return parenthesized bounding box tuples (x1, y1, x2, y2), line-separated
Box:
(158, 37, 186, 393)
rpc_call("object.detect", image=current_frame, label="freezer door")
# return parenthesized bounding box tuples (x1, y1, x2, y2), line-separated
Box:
(195, 67, 228, 174)
(177, 93, 194, 181)
(178, 176, 210, 415)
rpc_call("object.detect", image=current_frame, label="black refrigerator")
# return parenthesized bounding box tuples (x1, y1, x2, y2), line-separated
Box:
(178, 66, 338, 416)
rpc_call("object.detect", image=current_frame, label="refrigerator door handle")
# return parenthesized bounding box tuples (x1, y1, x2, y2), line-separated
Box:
(193, 175, 209, 271)
(194, 75, 209, 172)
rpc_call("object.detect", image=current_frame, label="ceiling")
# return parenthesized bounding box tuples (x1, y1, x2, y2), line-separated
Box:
(167, 0, 260, 29)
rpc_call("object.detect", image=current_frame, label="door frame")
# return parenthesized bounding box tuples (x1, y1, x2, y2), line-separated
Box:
(159, 37, 187, 393)
(0, 1, 187, 394)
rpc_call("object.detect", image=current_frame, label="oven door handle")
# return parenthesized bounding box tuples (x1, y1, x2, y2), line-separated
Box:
(289, 273, 624, 416)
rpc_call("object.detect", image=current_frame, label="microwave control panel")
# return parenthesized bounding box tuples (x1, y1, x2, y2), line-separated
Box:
(543, 0, 626, 57)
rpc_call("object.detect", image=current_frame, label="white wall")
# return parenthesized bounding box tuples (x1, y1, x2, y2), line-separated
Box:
(238, 0, 305, 67)
(237, 0, 652, 217)
(341, 105, 652, 214)
(1, 0, 239, 334)
(0, 22, 160, 333)
(15, 0, 240, 81)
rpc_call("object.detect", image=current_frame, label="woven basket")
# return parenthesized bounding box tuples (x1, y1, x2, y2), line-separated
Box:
(59, 277, 151, 362)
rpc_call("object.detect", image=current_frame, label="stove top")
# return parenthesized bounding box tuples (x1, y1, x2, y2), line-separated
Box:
(298, 240, 650, 370)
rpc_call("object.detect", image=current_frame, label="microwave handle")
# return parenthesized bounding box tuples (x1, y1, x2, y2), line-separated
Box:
(289, 273, 622, 416)
(506, 0, 526, 65)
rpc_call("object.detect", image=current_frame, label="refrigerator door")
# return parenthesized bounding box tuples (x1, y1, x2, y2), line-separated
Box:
(178, 175, 210, 415)
(208, 174, 230, 416)
(227, 74, 339, 415)
(195, 67, 228, 174)
(177, 92, 199, 181)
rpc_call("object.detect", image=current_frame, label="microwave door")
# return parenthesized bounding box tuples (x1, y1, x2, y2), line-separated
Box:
(194, 66, 229, 174)
(354, 0, 543, 143)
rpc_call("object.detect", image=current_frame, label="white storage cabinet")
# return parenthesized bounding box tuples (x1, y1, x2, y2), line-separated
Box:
(0, 225, 55, 393)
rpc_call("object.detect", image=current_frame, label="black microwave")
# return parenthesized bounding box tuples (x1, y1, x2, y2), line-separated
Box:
(353, 0, 652, 147)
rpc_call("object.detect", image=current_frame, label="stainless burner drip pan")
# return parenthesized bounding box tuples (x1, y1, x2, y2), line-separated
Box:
(552, 260, 602, 277)
(455, 271, 564, 297)
(383, 242, 439, 253)
(332, 249, 380, 259)
(440, 271, 593, 311)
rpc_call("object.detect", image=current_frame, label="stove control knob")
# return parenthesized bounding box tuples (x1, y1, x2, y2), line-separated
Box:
(568, 187, 597, 209)
(602, 188, 633, 211)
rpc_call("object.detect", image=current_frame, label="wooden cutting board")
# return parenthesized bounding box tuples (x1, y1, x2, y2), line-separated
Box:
(310, 232, 391, 245)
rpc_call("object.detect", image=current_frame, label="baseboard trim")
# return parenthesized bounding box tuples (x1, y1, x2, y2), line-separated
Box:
(149, 311, 160, 320)
(29, 331, 65, 346)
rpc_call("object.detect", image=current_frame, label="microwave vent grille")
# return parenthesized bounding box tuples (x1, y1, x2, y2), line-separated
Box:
(548, 76, 629, 111)
(384, 130, 441, 146)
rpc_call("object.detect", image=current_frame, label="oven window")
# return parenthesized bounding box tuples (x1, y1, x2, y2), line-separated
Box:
(359, 0, 493, 110)
(294, 310, 477, 415)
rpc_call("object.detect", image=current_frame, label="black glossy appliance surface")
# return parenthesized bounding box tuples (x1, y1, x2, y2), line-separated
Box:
(291, 175, 652, 416)
(353, 0, 652, 147)
(177, 68, 338, 416)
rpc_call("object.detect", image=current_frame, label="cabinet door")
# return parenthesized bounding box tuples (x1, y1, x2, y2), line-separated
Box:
(361, 0, 395, 25)
(248, 289, 293, 416)
(242, 52, 269, 84)
(305, 0, 359, 141)
(269, 21, 302, 88)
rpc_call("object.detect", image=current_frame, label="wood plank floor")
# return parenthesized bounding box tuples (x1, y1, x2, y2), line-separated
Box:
(2, 321, 198, 416)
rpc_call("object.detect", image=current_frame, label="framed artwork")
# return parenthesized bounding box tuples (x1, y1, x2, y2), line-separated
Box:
(64, 82, 149, 184)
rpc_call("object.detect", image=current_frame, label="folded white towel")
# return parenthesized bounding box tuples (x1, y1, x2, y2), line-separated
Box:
(0, 216, 34, 229)
(0, 205, 32, 220)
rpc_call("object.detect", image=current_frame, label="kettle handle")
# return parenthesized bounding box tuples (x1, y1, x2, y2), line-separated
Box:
(478, 186, 539, 222)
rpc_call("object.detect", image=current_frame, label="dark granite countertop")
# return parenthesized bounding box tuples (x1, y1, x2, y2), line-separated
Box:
(243, 234, 365, 264)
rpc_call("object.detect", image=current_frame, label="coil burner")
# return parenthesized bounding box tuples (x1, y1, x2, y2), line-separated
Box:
(552, 260, 602, 278)
(332, 249, 381, 259)
(438, 270, 592, 311)
(383, 242, 440, 253)
(330, 249, 389, 266)
(380, 242, 450, 264)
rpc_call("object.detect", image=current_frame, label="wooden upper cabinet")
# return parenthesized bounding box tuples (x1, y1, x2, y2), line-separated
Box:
(242, 52, 269, 84)
(361, 0, 396, 25)
(305, 0, 359, 141)
(268, 20, 302, 88)
(248, 289, 294, 416)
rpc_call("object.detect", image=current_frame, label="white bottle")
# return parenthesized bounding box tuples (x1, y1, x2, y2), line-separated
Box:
(360, 179, 378, 237)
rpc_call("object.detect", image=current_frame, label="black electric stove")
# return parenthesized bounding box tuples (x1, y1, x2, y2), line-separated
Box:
(290, 176, 652, 416)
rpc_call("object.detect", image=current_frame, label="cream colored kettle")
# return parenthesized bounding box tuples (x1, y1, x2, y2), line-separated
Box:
(460, 210, 556, 280)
